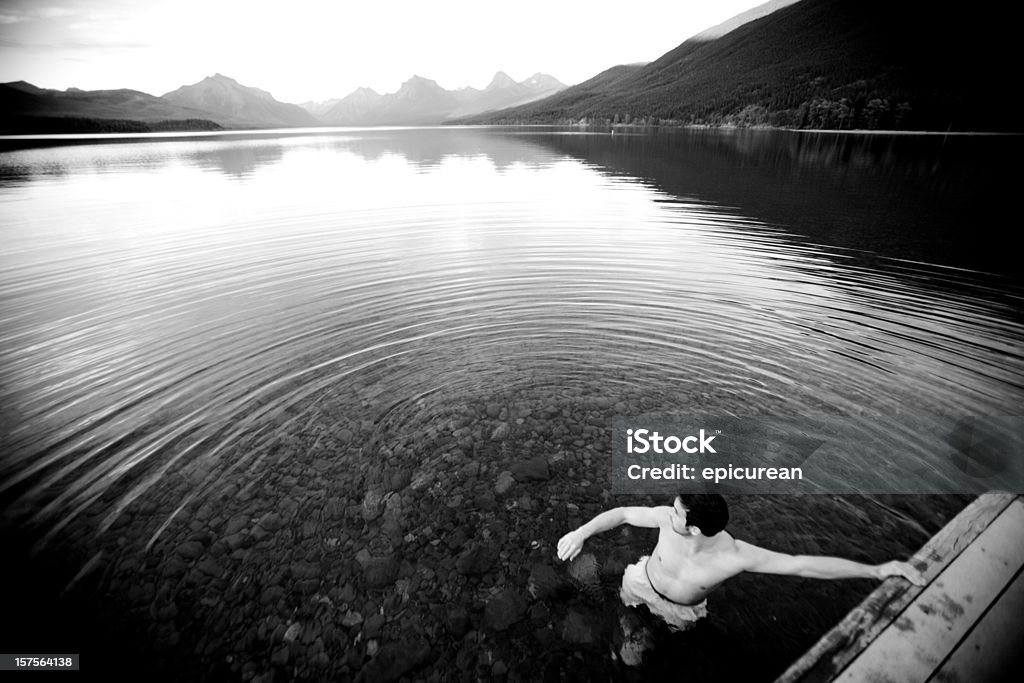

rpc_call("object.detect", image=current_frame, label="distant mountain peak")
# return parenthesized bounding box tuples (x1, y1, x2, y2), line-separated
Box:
(520, 73, 567, 91)
(486, 71, 517, 91)
(161, 73, 316, 127)
(396, 75, 447, 99)
(4, 80, 45, 94)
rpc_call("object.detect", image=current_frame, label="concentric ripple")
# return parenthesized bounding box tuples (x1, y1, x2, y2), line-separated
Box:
(0, 128, 1021, 546)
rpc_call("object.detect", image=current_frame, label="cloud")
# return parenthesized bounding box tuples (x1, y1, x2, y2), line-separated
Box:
(41, 7, 78, 17)
(0, 4, 80, 24)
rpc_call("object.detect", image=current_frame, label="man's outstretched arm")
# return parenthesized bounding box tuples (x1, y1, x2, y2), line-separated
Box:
(736, 541, 926, 585)
(557, 506, 669, 562)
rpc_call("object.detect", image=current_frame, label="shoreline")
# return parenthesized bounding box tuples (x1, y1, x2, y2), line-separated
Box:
(3, 122, 1022, 142)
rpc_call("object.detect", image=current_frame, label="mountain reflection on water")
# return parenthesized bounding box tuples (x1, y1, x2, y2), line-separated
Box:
(0, 127, 1020, 681)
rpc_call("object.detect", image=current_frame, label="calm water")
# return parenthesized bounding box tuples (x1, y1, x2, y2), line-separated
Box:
(1, 127, 1022, 679)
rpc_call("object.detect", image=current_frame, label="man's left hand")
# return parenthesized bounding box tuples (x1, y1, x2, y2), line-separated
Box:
(876, 560, 926, 586)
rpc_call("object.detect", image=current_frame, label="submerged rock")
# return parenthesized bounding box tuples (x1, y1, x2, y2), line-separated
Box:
(568, 553, 603, 603)
(283, 622, 302, 643)
(495, 471, 515, 495)
(561, 609, 598, 644)
(484, 589, 527, 631)
(362, 489, 385, 521)
(527, 563, 564, 601)
(174, 540, 204, 560)
(323, 497, 345, 521)
(363, 556, 400, 588)
(359, 639, 433, 683)
(258, 513, 283, 532)
(511, 456, 549, 482)
(447, 606, 470, 637)
(456, 546, 496, 576)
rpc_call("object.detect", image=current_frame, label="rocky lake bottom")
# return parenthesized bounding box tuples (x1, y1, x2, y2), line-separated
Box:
(2, 389, 969, 682)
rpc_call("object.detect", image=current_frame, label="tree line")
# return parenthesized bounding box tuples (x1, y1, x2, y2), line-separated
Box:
(1, 116, 223, 135)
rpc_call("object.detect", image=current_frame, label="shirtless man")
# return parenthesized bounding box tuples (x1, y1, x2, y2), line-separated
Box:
(557, 494, 925, 634)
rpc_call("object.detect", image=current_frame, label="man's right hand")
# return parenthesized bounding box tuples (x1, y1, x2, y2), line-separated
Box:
(557, 529, 585, 562)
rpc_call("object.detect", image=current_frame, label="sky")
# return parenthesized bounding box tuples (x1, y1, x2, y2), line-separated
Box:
(0, 0, 774, 103)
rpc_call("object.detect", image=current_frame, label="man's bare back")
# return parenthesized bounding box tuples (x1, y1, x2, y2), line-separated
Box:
(557, 495, 925, 607)
(646, 505, 740, 604)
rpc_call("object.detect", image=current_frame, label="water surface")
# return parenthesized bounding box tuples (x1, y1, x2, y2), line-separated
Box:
(0, 127, 1020, 680)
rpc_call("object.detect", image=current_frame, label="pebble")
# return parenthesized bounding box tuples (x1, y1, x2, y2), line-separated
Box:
(175, 540, 204, 560)
(360, 640, 433, 683)
(283, 622, 302, 643)
(362, 489, 385, 521)
(455, 546, 496, 576)
(409, 471, 434, 491)
(390, 469, 411, 490)
(447, 606, 470, 637)
(483, 589, 527, 631)
(363, 556, 400, 588)
(491, 422, 510, 440)
(363, 613, 386, 638)
(511, 456, 550, 482)
(155, 603, 178, 622)
(561, 609, 599, 644)
(270, 645, 289, 666)
(473, 492, 496, 510)
(261, 585, 285, 605)
(494, 471, 515, 495)
(197, 557, 223, 578)
(258, 513, 283, 532)
(161, 557, 189, 578)
(323, 497, 345, 520)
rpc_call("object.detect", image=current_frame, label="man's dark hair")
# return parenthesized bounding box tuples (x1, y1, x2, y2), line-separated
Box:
(678, 494, 729, 536)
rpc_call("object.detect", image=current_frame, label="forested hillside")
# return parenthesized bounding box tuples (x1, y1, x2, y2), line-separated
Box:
(460, 0, 1018, 131)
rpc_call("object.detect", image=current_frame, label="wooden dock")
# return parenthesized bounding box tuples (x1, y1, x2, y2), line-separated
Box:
(776, 492, 1024, 683)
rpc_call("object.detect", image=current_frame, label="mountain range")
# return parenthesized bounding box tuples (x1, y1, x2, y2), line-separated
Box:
(0, 80, 235, 133)
(2, 0, 1017, 134)
(0, 70, 566, 134)
(311, 72, 565, 126)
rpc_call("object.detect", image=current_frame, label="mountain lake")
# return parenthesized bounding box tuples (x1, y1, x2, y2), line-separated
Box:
(0, 126, 1021, 681)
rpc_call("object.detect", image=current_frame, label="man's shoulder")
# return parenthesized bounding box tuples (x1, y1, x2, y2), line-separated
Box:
(725, 537, 759, 558)
(708, 534, 754, 566)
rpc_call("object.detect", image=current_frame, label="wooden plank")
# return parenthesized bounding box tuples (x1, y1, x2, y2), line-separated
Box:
(836, 498, 1024, 682)
(776, 492, 1017, 683)
(933, 566, 1024, 683)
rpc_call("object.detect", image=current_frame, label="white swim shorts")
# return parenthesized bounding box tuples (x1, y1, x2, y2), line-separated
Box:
(620, 555, 708, 632)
